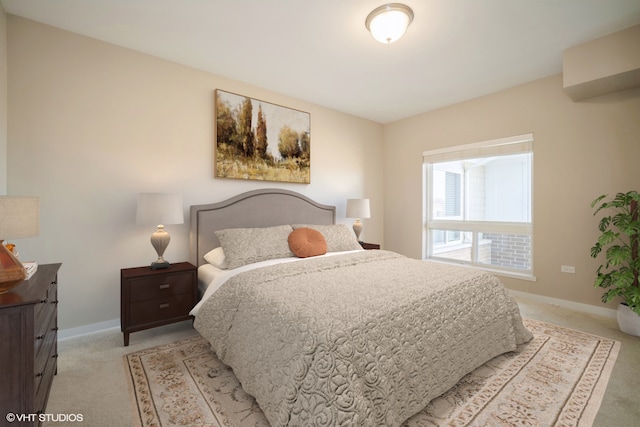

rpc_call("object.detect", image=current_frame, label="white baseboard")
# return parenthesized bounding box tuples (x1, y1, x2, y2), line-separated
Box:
(58, 318, 120, 341)
(509, 290, 617, 320)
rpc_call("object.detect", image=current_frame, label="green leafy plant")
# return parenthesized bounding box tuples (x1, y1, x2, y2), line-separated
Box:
(590, 191, 640, 316)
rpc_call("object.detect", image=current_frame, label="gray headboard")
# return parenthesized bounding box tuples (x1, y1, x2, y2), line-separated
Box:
(190, 188, 336, 267)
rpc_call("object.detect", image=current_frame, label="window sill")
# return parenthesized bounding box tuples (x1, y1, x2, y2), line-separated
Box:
(426, 258, 537, 282)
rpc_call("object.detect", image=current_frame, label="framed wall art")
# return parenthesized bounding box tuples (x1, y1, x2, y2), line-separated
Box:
(215, 89, 311, 184)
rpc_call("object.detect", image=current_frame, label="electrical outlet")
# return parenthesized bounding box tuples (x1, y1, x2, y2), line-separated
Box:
(561, 265, 576, 274)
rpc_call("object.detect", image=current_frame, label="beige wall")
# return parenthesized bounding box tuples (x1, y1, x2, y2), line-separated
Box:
(6, 16, 383, 332)
(383, 74, 640, 311)
(0, 6, 7, 194)
(7, 12, 640, 332)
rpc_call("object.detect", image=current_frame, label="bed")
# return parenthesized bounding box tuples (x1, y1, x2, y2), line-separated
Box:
(189, 188, 532, 427)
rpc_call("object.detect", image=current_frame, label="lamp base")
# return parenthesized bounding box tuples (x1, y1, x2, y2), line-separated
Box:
(352, 219, 363, 242)
(149, 226, 171, 270)
(151, 260, 170, 270)
(0, 278, 23, 295)
(0, 241, 26, 294)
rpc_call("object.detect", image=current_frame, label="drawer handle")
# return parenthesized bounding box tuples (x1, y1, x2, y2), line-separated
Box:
(159, 283, 170, 290)
(52, 354, 59, 359)
(36, 335, 45, 340)
(40, 298, 48, 304)
(159, 303, 170, 309)
(36, 372, 44, 377)
(52, 327, 59, 332)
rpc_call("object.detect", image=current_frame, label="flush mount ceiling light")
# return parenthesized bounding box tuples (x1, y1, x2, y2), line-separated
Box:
(365, 3, 414, 44)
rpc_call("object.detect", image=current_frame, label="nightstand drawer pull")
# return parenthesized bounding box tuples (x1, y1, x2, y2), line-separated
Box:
(159, 283, 170, 290)
(159, 303, 170, 309)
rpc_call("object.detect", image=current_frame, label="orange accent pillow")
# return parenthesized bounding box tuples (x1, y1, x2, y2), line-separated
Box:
(288, 227, 327, 258)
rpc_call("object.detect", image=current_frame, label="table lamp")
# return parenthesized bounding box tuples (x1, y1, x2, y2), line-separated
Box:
(0, 196, 40, 293)
(136, 193, 184, 269)
(346, 198, 371, 242)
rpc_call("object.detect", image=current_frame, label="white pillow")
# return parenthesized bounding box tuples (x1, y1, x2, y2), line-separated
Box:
(215, 225, 294, 269)
(203, 247, 229, 269)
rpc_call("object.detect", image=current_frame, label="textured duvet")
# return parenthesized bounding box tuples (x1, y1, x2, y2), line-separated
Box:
(194, 250, 532, 427)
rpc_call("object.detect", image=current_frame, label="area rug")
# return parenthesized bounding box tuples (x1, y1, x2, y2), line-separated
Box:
(124, 318, 620, 426)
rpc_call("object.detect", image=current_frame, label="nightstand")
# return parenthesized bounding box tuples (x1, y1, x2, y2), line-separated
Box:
(360, 242, 380, 250)
(120, 262, 197, 346)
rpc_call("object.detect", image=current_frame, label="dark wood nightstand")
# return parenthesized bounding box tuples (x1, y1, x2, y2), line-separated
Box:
(120, 262, 197, 346)
(360, 242, 380, 250)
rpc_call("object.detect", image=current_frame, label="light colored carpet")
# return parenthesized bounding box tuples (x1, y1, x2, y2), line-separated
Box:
(124, 318, 619, 427)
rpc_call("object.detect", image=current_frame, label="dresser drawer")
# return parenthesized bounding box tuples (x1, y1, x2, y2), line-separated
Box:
(128, 271, 194, 302)
(34, 281, 57, 327)
(35, 313, 57, 381)
(35, 345, 57, 416)
(34, 286, 57, 359)
(129, 293, 195, 325)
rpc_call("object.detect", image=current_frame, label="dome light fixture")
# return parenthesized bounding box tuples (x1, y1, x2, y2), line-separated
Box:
(365, 3, 414, 44)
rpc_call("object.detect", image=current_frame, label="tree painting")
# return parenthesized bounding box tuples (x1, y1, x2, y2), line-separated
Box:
(215, 90, 311, 183)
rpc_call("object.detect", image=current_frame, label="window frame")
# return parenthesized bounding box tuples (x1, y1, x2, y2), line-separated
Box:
(422, 134, 535, 281)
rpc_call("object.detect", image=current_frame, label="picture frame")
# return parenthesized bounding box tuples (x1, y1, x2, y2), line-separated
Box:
(215, 89, 311, 184)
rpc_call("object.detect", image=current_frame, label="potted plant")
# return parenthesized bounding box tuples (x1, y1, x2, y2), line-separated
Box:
(590, 191, 640, 336)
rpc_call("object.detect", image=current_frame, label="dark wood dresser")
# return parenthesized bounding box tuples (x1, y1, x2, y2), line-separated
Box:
(120, 262, 197, 346)
(0, 263, 61, 426)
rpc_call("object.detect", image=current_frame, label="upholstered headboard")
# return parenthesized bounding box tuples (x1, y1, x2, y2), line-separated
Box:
(190, 188, 336, 267)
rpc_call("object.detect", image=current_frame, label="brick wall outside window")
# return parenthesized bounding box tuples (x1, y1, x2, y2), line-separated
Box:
(483, 233, 531, 270)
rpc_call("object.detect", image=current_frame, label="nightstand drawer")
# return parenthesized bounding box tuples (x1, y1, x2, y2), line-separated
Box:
(129, 294, 194, 325)
(129, 272, 194, 302)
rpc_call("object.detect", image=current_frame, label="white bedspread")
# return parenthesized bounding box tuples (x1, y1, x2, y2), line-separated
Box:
(194, 250, 532, 426)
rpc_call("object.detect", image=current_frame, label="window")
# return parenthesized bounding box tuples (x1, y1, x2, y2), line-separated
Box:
(423, 134, 534, 279)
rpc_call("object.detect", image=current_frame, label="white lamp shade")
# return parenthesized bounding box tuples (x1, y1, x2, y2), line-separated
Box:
(0, 196, 40, 239)
(365, 3, 414, 44)
(346, 199, 371, 219)
(136, 193, 184, 226)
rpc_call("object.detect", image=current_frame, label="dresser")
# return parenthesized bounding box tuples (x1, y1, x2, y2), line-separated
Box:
(0, 263, 61, 426)
(120, 262, 197, 346)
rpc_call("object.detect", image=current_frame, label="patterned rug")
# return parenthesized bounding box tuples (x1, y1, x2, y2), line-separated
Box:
(124, 318, 620, 426)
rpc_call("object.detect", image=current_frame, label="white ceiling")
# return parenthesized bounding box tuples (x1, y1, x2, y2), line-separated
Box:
(2, 0, 640, 123)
